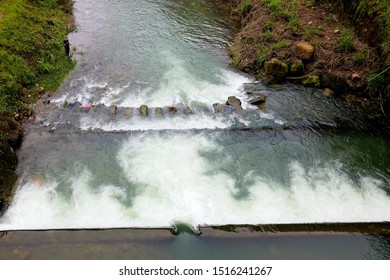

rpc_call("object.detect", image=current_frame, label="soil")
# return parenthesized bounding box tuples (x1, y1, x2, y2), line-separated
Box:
(220, 0, 385, 115)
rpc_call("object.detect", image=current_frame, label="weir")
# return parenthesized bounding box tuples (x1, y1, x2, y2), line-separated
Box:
(0, 0, 389, 259)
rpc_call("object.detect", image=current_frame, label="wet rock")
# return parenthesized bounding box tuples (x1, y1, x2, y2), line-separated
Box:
(124, 108, 132, 116)
(226, 96, 244, 114)
(246, 89, 263, 95)
(140, 105, 149, 116)
(213, 103, 224, 113)
(289, 59, 305, 76)
(264, 58, 289, 78)
(302, 75, 321, 87)
(168, 107, 177, 114)
(155, 107, 164, 117)
(249, 96, 267, 111)
(296, 41, 315, 61)
(323, 88, 335, 96)
(184, 107, 193, 115)
(249, 96, 267, 105)
(109, 105, 117, 115)
(61, 100, 69, 108)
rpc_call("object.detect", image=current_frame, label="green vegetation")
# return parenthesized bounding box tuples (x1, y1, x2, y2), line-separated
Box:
(337, 31, 356, 53)
(354, 50, 367, 65)
(304, 26, 324, 40)
(271, 39, 290, 49)
(241, 0, 252, 16)
(261, 0, 299, 27)
(0, 0, 75, 114)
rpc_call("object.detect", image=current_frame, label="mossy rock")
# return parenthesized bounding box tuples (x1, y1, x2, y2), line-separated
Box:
(302, 75, 321, 87)
(289, 59, 305, 76)
(264, 58, 289, 78)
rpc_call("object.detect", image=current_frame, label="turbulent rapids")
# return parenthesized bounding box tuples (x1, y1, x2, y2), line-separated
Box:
(0, 0, 389, 231)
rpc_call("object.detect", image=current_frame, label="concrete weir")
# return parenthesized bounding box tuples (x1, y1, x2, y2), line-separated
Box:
(1, 223, 389, 259)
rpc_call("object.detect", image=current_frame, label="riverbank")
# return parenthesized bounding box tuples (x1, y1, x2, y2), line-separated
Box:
(0, 0, 75, 213)
(223, 0, 390, 116)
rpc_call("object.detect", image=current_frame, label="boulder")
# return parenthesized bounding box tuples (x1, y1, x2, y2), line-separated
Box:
(140, 105, 149, 116)
(289, 59, 305, 76)
(264, 58, 289, 78)
(296, 41, 315, 61)
(226, 96, 244, 114)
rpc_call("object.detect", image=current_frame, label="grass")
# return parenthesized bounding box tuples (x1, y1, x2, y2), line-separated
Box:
(0, 0, 75, 114)
(337, 31, 356, 53)
(241, 0, 253, 16)
(304, 26, 324, 40)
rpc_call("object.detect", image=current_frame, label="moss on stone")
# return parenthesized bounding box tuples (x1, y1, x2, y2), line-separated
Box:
(302, 75, 321, 87)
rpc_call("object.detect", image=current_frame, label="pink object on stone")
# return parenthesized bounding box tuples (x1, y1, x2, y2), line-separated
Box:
(85, 103, 92, 109)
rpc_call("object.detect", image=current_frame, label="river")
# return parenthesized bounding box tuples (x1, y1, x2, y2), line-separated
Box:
(0, 0, 389, 259)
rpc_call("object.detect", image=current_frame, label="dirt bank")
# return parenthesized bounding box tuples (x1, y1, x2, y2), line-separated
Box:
(221, 0, 390, 116)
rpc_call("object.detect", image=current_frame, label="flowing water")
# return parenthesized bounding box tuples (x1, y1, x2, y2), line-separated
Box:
(1, 0, 390, 234)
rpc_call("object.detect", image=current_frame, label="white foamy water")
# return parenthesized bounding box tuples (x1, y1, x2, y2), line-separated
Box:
(1, 133, 389, 230)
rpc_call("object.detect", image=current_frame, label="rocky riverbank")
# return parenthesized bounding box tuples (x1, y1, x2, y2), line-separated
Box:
(221, 0, 390, 116)
(0, 0, 75, 213)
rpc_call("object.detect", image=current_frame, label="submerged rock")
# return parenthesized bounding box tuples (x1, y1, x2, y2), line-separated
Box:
(213, 103, 224, 113)
(184, 107, 193, 115)
(124, 108, 132, 116)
